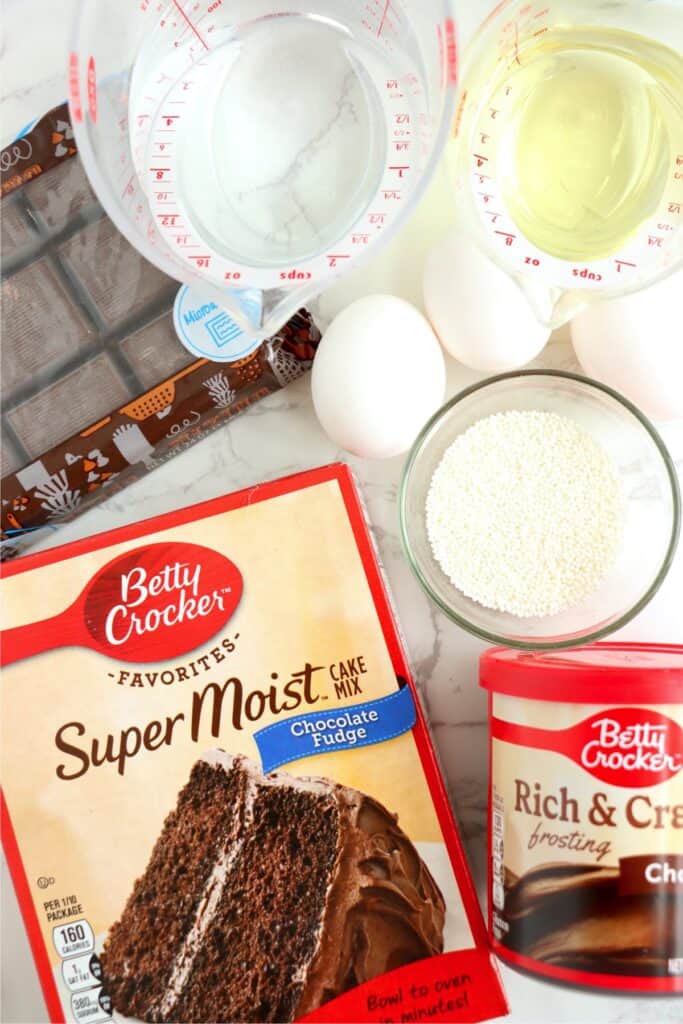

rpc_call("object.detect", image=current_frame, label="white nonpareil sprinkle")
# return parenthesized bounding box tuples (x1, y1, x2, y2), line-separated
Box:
(425, 410, 625, 618)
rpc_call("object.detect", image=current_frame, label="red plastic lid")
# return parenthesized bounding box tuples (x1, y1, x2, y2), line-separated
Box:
(480, 643, 683, 705)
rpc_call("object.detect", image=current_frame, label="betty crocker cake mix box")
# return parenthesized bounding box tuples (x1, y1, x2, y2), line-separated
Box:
(1, 464, 507, 1024)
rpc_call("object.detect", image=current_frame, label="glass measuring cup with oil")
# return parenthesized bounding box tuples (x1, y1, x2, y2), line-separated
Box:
(452, 0, 683, 326)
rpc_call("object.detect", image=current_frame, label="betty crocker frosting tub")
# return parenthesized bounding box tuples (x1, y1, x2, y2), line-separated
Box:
(481, 643, 683, 993)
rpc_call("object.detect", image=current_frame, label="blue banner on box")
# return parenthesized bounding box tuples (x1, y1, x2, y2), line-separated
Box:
(254, 684, 417, 773)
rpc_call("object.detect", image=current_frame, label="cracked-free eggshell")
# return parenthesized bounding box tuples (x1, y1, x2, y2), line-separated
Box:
(312, 295, 446, 459)
(423, 229, 550, 371)
(571, 271, 683, 421)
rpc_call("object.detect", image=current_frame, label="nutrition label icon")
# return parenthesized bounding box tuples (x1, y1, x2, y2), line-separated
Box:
(53, 920, 111, 1023)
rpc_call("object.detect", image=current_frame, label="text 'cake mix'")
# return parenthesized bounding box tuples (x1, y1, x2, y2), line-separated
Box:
(1, 464, 507, 1024)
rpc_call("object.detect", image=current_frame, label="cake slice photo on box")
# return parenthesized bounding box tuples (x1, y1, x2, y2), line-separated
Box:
(0, 464, 507, 1024)
(101, 751, 445, 1023)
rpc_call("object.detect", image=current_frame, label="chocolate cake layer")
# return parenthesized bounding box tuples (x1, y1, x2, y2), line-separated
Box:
(100, 760, 244, 1018)
(101, 752, 445, 1022)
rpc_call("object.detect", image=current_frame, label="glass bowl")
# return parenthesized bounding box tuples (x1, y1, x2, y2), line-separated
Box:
(399, 371, 680, 650)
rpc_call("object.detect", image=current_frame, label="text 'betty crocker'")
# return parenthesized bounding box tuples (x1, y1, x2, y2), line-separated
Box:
(1, 464, 507, 1024)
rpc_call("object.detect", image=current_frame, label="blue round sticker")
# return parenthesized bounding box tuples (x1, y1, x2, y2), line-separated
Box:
(173, 285, 263, 362)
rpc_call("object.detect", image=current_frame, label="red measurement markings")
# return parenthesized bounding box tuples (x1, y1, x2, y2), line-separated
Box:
(121, 176, 136, 199)
(443, 18, 457, 85)
(657, 222, 674, 232)
(69, 51, 82, 123)
(479, 192, 495, 203)
(495, 230, 516, 246)
(485, 211, 503, 224)
(352, 233, 371, 245)
(86, 56, 97, 123)
(474, 173, 491, 184)
(383, 190, 401, 200)
(480, 132, 490, 144)
(534, 7, 550, 18)
(648, 235, 663, 247)
(150, 167, 171, 180)
(615, 259, 637, 272)
(389, 166, 410, 178)
(369, 213, 386, 226)
(377, 0, 392, 37)
(572, 268, 602, 281)
(473, 153, 489, 167)
(157, 214, 180, 226)
(327, 254, 351, 268)
(172, 0, 209, 48)
(189, 255, 211, 268)
(669, 202, 682, 214)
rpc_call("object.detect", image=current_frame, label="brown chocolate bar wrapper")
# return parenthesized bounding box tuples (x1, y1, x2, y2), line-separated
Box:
(1, 104, 321, 558)
(1, 104, 78, 199)
(1, 315, 319, 557)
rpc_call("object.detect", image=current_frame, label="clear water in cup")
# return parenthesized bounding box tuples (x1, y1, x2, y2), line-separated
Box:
(129, 12, 425, 269)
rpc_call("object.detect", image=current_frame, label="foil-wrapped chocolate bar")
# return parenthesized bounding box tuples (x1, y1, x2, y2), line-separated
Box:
(0, 104, 320, 557)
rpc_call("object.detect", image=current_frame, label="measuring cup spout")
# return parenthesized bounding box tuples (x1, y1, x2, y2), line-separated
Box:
(235, 285, 320, 344)
(515, 278, 590, 330)
(184, 281, 317, 348)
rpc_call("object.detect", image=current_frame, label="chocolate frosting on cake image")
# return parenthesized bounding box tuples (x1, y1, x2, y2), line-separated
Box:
(502, 861, 683, 976)
(100, 752, 445, 1022)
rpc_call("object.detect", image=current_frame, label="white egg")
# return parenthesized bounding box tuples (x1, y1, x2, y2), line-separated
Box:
(312, 295, 446, 459)
(571, 272, 683, 421)
(423, 228, 551, 371)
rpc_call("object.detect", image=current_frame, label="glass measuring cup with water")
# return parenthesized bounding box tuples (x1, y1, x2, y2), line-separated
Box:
(452, 0, 683, 327)
(70, 1, 458, 343)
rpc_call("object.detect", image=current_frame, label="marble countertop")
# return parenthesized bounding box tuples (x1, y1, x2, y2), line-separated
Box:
(1, 2, 682, 1023)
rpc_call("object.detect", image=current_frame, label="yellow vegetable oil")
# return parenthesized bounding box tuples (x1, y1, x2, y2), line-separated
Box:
(489, 27, 683, 261)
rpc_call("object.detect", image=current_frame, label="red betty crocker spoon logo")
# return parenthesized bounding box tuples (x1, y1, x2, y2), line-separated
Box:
(1, 542, 243, 665)
(492, 707, 683, 788)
